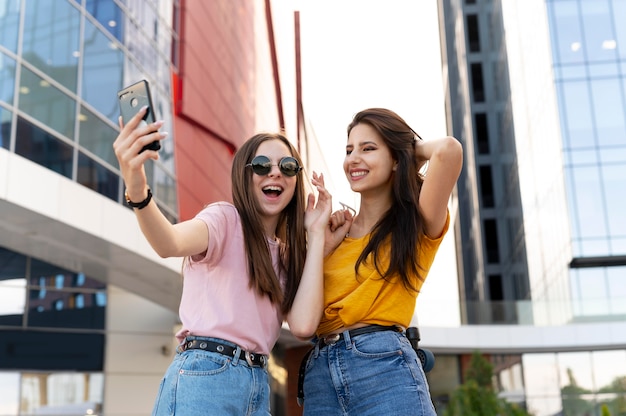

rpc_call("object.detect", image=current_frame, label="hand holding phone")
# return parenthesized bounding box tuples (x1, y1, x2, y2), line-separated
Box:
(117, 80, 162, 153)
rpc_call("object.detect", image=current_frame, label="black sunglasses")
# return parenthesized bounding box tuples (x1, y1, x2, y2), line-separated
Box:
(246, 155, 302, 177)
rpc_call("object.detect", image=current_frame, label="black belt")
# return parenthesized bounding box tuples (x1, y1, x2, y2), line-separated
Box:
(179, 339, 268, 368)
(296, 325, 400, 406)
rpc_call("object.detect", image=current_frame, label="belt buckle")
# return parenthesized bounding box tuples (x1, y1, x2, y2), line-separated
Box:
(323, 333, 341, 345)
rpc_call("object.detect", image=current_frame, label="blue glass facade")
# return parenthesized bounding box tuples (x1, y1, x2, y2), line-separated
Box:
(547, 0, 626, 319)
(0, 0, 179, 220)
(0, 0, 179, 413)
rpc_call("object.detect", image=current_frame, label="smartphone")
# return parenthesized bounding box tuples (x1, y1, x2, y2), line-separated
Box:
(117, 79, 161, 153)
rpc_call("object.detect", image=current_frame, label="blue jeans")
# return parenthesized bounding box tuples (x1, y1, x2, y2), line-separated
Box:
(302, 329, 437, 415)
(152, 336, 270, 415)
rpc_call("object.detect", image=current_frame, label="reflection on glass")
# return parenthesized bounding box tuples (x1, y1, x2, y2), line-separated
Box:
(560, 81, 593, 149)
(77, 150, 120, 202)
(20, 372, 103, 415)
(571, 166, 607, 241)
(22, 0, 80, 91)
(18, 67, 76, 139)
(592, 350, 626, 393)
(0, 107, 13, 150)
(523, 353, 561, 416)
(78, 105, 119, 167)
(580, 1, 616, 63)
(154, 164, 177, 217)
(0, 1, 20, 53)
(86, 0, 124, 41)
(591, 79, 626, 146)
(0, 106, 10, 149)
(29, 259, 106, 290)
(603, 165, 626, 240)
(0, 53, 16, 105)
(82, 19, 124, 123)
(28, 288, 106, 329)
(0, 279, 26, 326)
(549, 0, 584, 65)
(15, 116, 73, 179)
(523, 353, 560, 396)
(19, 68, 76, 139)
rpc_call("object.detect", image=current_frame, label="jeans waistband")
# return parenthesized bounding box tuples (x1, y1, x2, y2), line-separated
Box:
(178, 338, 268, 368)
(318, 324, 400, 348)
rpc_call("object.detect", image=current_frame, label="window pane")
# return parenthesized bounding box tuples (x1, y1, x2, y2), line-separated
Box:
(614, 0, 626, 60)
(22, 0, 80, 91)
(570, 166, 607, 240)
(559, 81, 594, 149)
(0, 279, 26, 326)
(20, 372, 103, 415)
(523, 353, 562, 415)
(0, 372, 20, 414)
(607, 267, 626, 315)
(28, 289, 106, 329)
(580, 0, 616, 62)
(78, 105, 118, 167)
(0, 0, 20, 53)
(558, 351, 596, 415)
(0, 331, 104, 371)
(602, 164, 626, 238)
(154, 163, 177, 216)
(591, 78, 626, 146)
(591, 350, 626, 392)
(77, 151, 120, 202)
(81, 19, 124, 123)
(86, 0, 124, 42)
(0, 106, 12, 150)
(27, 260, 107, 330)
(18, 67, 76, 139)
(549, 1, 585, 65)
(573, 268, 609, 316)
(15, 117, 73, 179)
(0, 53, 16, 105)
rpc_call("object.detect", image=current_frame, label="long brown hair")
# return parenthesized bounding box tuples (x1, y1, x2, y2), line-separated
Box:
(347, 108, 426, 292)
(231, 133, 307, 314)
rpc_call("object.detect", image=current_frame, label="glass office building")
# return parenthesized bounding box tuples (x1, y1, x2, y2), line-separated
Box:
(548, 0, 626, 318)
(432, 0, 626, 414)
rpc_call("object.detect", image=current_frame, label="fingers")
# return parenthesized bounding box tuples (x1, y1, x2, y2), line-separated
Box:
(114, 120, 166, 162)
(306, 192, 316, 212)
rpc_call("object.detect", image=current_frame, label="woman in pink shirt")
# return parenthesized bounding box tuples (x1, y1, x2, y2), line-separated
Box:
(114, 106, 331, 415)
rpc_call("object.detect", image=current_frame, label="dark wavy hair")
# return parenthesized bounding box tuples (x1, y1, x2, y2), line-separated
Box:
(347, 108, 426, 292)
(231, 133, 307, 314)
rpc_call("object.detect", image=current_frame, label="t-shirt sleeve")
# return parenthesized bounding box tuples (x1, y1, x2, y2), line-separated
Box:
(419, 209, 451, 271)
(190, 202, 239, 265)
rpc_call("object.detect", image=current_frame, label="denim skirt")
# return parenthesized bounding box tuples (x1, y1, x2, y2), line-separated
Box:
(151, 336, 270, 416)
(302, 329, 437, 416)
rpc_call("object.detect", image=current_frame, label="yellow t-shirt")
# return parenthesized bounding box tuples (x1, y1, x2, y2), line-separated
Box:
(317, 212, 450, 336)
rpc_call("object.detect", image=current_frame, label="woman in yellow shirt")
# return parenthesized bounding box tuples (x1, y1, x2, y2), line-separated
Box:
(299, 108, 463, 415)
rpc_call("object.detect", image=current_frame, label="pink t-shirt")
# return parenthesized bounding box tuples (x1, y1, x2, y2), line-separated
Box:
(174, 202, 284, 355)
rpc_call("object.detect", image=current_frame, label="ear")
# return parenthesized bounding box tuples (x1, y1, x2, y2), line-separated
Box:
(392, 161, 398, 171)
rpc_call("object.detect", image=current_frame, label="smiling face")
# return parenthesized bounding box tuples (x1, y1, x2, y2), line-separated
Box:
(251, 139, 298, 220)
(344, 123, 396, 197)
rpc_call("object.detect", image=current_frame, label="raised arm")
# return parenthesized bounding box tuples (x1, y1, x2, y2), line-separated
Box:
(416, 136, 463, 238)
(113, 107, 208, 258)
(286, 172, 332, 339)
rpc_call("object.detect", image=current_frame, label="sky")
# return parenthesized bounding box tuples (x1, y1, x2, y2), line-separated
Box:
(275, 0, 447, 208)
(275, 0, 461, 326)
